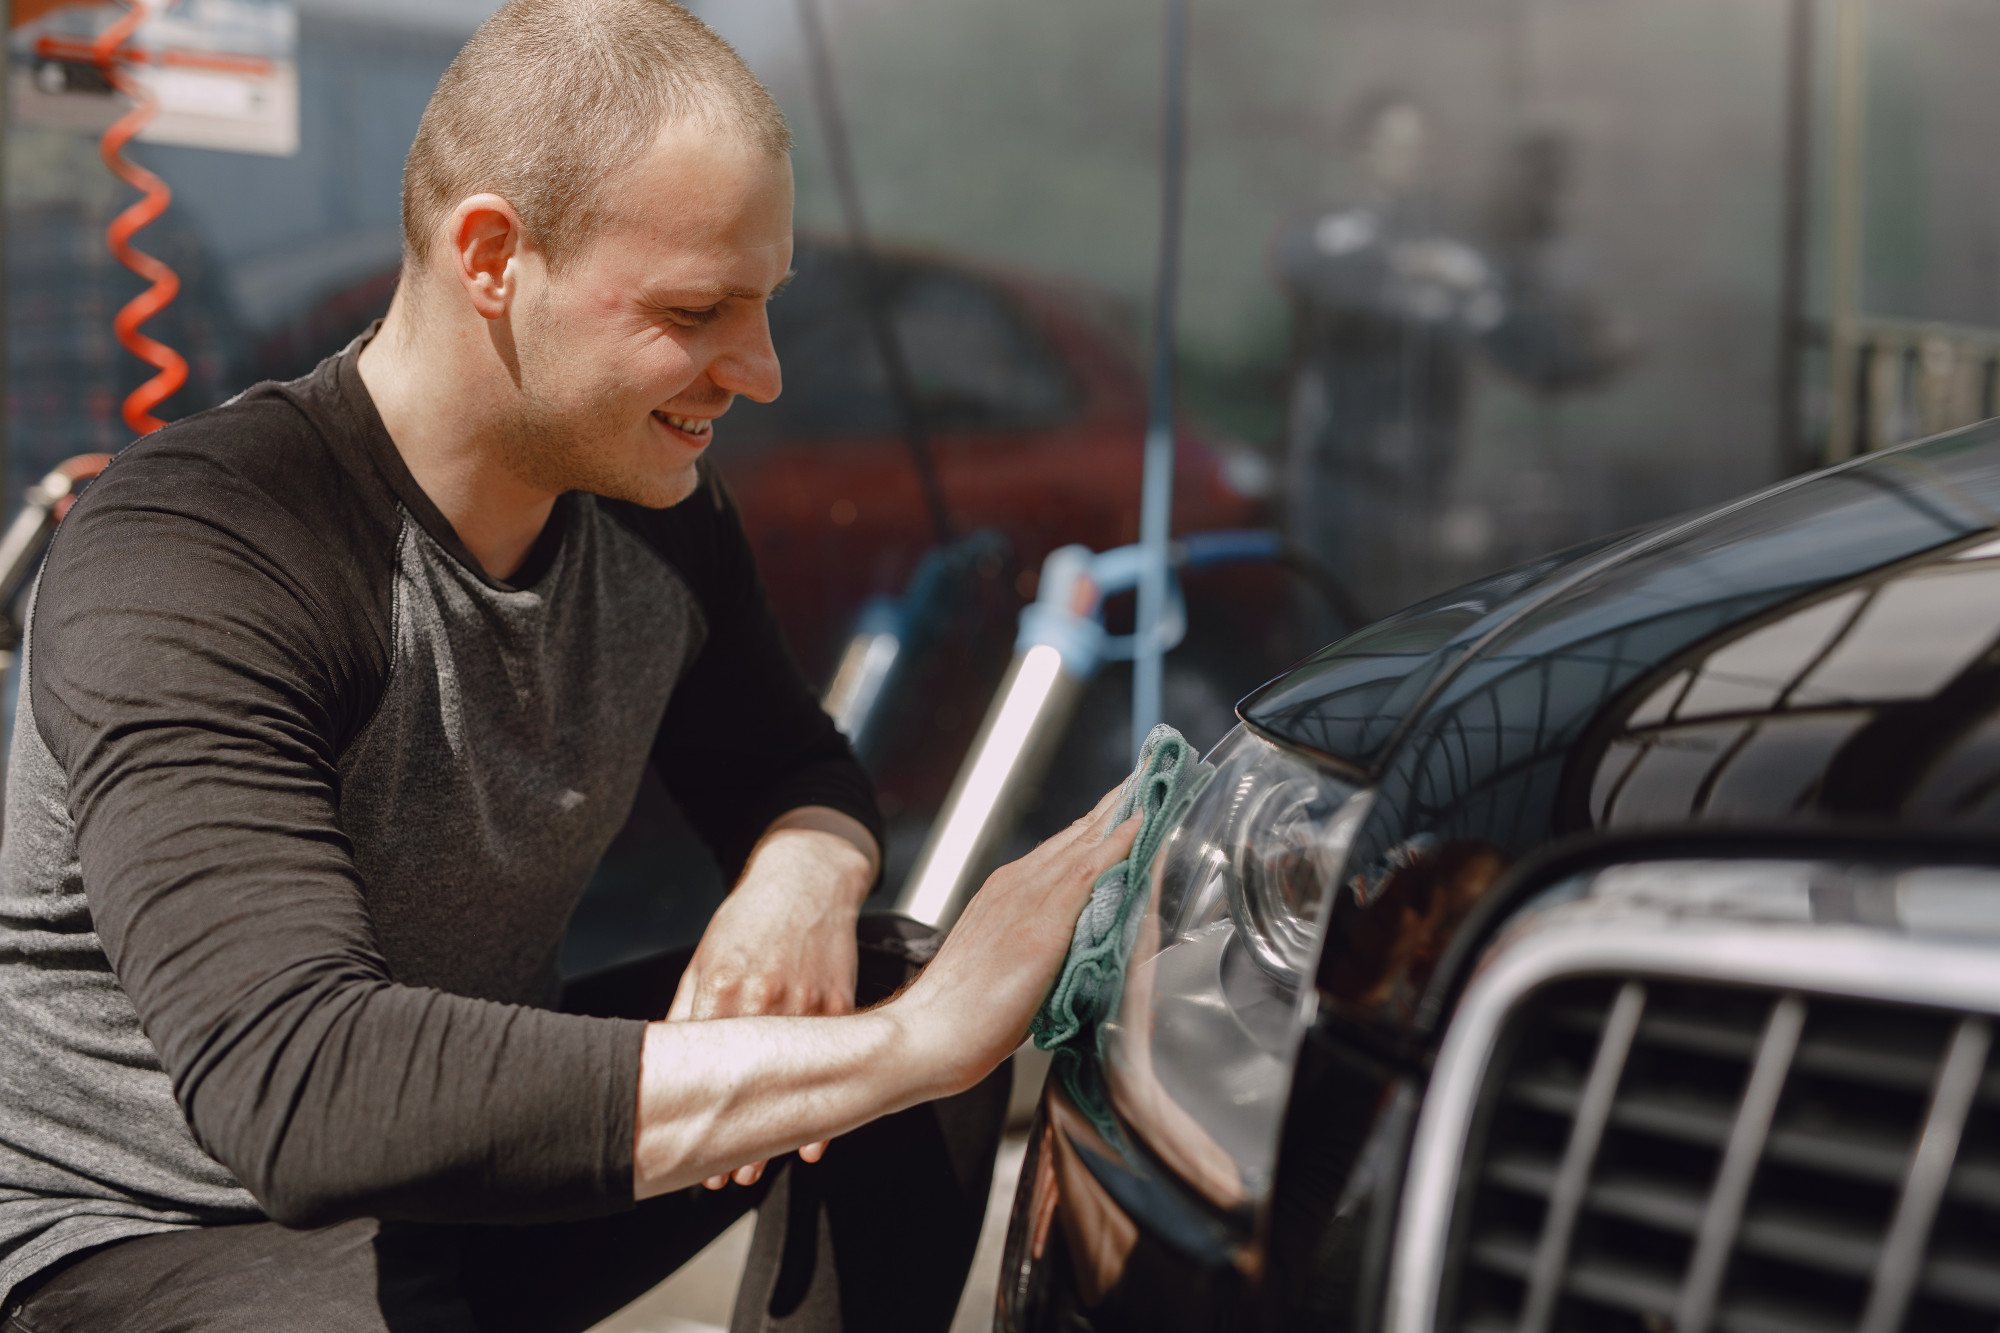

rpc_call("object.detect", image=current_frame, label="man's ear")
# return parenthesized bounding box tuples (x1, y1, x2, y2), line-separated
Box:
(445, 193, 525, 321)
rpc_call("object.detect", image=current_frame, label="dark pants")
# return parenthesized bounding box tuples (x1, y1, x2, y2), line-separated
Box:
(3, 927, 1009, 1333)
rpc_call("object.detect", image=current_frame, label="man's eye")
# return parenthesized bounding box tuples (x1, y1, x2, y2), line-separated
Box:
(668, 306, 722, 327)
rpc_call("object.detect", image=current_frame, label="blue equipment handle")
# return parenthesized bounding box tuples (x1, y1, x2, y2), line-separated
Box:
(1016, 528, 1283, 680)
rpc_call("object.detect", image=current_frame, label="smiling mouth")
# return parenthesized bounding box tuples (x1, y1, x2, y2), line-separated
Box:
(653, 411, 715, 438)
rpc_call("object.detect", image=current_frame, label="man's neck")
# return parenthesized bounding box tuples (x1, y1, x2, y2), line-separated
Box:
(356, 289, 558, 584)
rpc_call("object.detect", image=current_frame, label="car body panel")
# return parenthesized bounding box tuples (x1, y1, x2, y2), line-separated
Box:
(1383, 842, 2000, 1333)
(1237, 536, 1635, 775)
(1006, 419, 2000, 1332)
(1243, 431, 2000, 784)
(1320, 427, 2000, 1033)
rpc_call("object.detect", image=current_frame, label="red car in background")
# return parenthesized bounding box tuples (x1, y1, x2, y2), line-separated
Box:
(714, 237, 1269, 676)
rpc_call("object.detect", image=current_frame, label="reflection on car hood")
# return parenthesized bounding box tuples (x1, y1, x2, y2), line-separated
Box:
(1241, 425, 2000, 777)
(1238, 534, 1634, 772)
(1237, 423, 2000, 1007)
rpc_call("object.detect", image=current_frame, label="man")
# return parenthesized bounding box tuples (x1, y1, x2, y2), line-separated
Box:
(1274, 100, 1629, 625)
(0, 2, 1138, 1329)
(1273, 95, 1497, 625)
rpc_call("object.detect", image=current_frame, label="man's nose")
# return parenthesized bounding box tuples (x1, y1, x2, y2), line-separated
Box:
(711, 307, 782, 405)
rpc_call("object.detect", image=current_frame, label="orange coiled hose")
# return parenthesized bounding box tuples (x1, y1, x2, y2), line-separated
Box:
(92, 1, 187, 436)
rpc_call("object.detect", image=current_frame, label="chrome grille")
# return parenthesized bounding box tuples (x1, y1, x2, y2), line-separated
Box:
(1444, 977, 2000, 1333)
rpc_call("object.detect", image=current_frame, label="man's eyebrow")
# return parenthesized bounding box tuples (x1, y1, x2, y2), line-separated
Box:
(644, 271, 798, 305)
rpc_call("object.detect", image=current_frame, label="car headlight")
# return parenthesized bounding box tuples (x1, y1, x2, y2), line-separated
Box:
(1098, 726, 1371, 1206)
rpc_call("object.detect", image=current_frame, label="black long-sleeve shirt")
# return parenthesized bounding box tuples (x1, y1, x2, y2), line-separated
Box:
(0, 343, 879, 1306)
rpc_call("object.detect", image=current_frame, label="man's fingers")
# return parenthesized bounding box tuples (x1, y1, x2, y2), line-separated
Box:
(687, 985, 724, 1022)
(963, 806, 1141, 935)
(703, 1144, 817, 1190)
(1080, 812, 1142, 878)
(703, 1159, 766, 1189)
(1018, 782, 1128, 873)
(1064, 782, 1128, 843)
(675, 966, 854, 1024)
(1081, 779, 1130, 832)
(1040, 812, 1142, 911)
(686, 972, 792, 1022)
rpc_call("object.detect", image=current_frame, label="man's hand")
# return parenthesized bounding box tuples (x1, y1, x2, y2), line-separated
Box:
(668, 806, 877, 1189)
(631, 785, 1139, 1201)
(895, 785, 1142, 1089)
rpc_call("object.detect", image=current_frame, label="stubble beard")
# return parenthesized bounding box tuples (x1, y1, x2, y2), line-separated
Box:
(501, 291, 704, 510)
(492, 385, 701, 511)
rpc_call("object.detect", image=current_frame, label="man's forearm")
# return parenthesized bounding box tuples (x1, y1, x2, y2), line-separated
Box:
(634, 786, 1143, 1201)
(632, 1003, 954, 1198)
(755, 804, 880, 888)
(660, 804, 881, 1188)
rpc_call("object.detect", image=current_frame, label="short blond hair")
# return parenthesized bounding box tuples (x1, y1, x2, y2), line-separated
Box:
(401, 0, 790, 271)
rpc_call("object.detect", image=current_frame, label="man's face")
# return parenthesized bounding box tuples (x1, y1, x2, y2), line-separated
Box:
(500, 121, 793, 508)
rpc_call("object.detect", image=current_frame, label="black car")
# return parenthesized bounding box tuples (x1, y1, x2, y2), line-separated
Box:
(998, 418, 2000, 1333)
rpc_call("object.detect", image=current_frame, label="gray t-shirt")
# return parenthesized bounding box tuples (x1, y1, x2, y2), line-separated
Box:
(0, 346, 878, 1305)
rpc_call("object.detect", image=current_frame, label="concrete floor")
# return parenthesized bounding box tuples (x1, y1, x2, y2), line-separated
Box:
(585, 1046, 1047, 1333)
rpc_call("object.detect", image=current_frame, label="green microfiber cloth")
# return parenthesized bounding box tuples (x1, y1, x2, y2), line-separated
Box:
(1031, 723, 1213, 1142)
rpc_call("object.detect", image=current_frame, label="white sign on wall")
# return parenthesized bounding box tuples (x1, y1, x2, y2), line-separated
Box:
(10, 0, 298, 157)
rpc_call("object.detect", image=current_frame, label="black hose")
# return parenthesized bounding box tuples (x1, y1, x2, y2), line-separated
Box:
(793, 0, 956, 545)
(1144, 0, 1189, 453)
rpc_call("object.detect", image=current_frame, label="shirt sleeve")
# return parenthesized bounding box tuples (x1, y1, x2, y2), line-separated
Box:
(624, 467, 884, 882)
(30, 446, 644, 1229)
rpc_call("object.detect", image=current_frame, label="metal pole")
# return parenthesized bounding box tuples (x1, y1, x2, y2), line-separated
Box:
(793, 0, 955, 545)
(1826, 0, 1868, 463)
(1130, 0, 1189, 759)
(1773, 0, 1813, 476)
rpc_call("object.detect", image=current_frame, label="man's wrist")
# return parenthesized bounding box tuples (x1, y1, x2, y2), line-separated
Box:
(759, 806, 880, 885)
(739, 811, 876, 917)
(878, 988, 976, 1103)
(633, 1004, 932, 1198)
(744, 829, 871, 909)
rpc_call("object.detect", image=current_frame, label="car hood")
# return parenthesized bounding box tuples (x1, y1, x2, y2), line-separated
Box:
(1241, 423, 2000, 779)
(1237, 421, 2000, 1015)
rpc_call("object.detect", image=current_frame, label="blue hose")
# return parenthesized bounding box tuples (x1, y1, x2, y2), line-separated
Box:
(1130, 0, 1192, 761)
